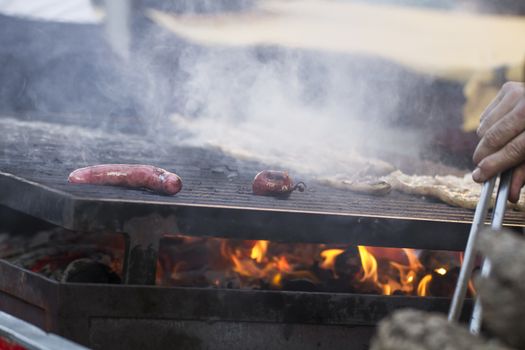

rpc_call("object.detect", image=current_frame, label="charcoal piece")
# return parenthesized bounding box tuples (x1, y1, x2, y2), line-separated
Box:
(370, 309, 511, 350)
(476, 229, 525, 349)
(334, 246, 361, 279)
(418, 250, 461, 272)
(61, 258, 121, 284)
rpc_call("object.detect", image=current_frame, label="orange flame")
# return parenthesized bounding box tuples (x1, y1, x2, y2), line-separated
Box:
(358, 246, 379, 283)
(417, 274, 433, 296)
(272, 273, 282, 286)
(320, 249, 344, 277)
(276, 256, 291, 273)
(358, 246, 426, 295)
(161, 235, 460, 297)
(250, 240, 269, 263)
(231, 255, 265, 278)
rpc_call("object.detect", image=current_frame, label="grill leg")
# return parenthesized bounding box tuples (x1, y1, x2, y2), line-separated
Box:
(121, 213, 178, 285)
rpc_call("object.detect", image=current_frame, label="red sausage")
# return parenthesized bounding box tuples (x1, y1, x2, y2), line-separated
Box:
(68, 164, 182, 195)
(252, 170, 305, 196)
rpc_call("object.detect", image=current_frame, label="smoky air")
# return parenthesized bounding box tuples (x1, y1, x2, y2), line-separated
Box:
(0, 0, 470, 177)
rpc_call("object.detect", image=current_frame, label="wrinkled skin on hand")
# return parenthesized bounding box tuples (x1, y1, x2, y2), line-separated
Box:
(473, 82, 525, 203)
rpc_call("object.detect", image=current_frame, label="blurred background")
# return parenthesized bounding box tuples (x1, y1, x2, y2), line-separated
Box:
(0, 0, 524, 169)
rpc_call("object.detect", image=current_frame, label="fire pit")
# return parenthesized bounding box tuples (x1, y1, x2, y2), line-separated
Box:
(1, 118, 513, 349)
(0, 224, 466, 349)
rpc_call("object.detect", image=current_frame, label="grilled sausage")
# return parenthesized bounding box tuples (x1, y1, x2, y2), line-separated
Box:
(252, 170, 305, 196)
(68, 164, 182, 195)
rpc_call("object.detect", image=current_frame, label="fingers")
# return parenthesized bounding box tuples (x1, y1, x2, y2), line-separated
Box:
(473, 99, 525, 164)
(477, 83, 524, 137)
(472, 131, 525, 183)
(509, 163, 525, 203)
(477, 88, 505, 131)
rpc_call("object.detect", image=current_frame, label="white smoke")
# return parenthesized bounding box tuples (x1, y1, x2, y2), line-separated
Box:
(169, 43, 423, 177)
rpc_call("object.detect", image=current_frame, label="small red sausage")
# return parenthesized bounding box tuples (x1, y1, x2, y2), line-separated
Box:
(68, 164, 182, 195)
(252, 170, 305, 196)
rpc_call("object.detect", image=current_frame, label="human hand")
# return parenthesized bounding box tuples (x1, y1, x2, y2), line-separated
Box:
(472, 82, 525, 202)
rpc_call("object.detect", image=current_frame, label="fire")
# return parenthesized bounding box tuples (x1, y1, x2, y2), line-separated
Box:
(158, 235, 462, 297)
(276, 256, 291, 273)
(357, 246, 428, 295)
(228, 241, 316, 288)
(358, 246, 379, 283)
(417, 274, 433, 296)
(320, 249, 344, 276)
(250, 240, 269, 263)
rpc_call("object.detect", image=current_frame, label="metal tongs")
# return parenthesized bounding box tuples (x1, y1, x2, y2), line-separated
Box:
(448, 169, 513, 333)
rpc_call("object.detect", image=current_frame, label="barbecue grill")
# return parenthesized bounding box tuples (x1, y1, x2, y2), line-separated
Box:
(0, 116, 507, 349)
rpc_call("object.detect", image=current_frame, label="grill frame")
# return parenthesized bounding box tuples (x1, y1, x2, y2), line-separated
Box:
(0, 259, 466, 349)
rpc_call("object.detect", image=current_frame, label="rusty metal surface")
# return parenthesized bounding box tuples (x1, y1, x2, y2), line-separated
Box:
(1, 118, 523, 250)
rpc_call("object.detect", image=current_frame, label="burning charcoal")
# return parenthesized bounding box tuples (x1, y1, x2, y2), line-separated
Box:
(475, 228, 525, 349)
(427, 266, 460, 297)
(61, 258, 121, 284)
(370, 309, 511, 350)
(333, 247, 361, 279)
(10, 244, 121, 281)
(418, 250, 462, 273)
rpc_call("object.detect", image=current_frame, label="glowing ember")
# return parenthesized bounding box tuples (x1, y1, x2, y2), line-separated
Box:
(434, 267, 447, 276)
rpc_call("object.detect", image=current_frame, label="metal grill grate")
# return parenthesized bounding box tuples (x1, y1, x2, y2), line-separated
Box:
(1, 117, 523, 250)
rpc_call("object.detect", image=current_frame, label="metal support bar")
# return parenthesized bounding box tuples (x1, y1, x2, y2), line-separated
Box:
(121, 213, 179, 285)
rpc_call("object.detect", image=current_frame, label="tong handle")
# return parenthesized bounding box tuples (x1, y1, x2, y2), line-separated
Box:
(448, 177, 495, 322)
(469, 169, 512, 333)
(447, 169, 513, 331)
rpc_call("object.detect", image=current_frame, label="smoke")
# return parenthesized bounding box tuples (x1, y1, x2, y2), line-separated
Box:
(0, 1, 463, 177)
(154, 38, 426, 177)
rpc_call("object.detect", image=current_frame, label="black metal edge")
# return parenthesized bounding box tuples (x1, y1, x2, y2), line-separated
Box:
(0, 171, 470, 249)
(0, 172, 76, 230)
(0, 260, 58, 311)
(0, 259, 466, 327)
(57, 282, 462, 327)
(58, 283, 456, 327)
(71, 199, 471, 250)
